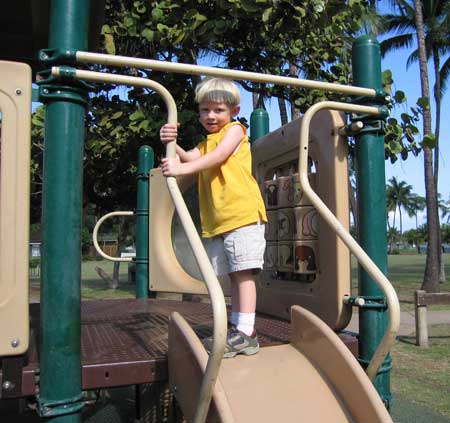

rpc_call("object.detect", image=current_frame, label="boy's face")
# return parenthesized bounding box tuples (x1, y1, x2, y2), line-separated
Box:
(198, 101, 240, 134)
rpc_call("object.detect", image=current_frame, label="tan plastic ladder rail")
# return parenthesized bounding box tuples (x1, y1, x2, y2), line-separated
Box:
(76, 51, 377, 98)
(92, 211, 134, 262)
(51, 67, 227, 423)
(299, 101, 400, 381)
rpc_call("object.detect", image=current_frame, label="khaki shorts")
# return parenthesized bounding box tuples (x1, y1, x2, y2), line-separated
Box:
(204, 222, 266, 276)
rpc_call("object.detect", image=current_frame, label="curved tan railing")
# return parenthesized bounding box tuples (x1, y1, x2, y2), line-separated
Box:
(92, 211, 134, 262)
(51, 67, 227, 423)
(298, 101, 400, 380)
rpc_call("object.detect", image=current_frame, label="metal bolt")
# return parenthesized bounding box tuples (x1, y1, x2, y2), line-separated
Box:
(173, 385, 178, 392)
(15, 88, 22, 96)
(2, 381, 13, 390)
(41, 53, 48, 60)
(385, 95, 391, 103)
(11, 338, 20, 348)
(42, 88, 49, 94)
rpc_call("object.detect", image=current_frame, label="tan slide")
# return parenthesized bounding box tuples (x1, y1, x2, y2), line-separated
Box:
(169, 305, 392, 423)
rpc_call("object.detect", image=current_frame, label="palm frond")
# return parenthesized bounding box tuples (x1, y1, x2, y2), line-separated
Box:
(380, 33, 414, 57)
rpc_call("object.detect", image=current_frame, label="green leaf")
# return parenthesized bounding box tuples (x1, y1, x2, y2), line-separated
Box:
(262, 7, 273, 23)
(157, 23, 169, 33)
(111, 111, 123, 120)
(104, 34, 116, 55)
(393, 90, 406, 104)
(400, 113, 411, 124)
(241, 0, 260, 13)
(129, 110, 145, 121)
(124, 16, 135, 28)
(141, 28, 155, 42)
(388, 140, 403, 155)
(417, 96, 430, 110)
(152, 8, 164, 21)
(421, 133, 436, 148)
(101, 24, 111, 35)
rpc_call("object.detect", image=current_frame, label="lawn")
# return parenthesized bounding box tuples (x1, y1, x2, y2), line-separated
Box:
(352, 253, 450, 311)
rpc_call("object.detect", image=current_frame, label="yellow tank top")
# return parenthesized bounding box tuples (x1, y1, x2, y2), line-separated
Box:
(197, 121, 267, 238)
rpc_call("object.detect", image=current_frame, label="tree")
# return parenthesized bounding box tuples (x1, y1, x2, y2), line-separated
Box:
(380, 0, 444, 292)
(386, 176, 414, 237)
(413, 0, 441, 292)
(380, 0, 450, 188)
(406, 193, 426, 229)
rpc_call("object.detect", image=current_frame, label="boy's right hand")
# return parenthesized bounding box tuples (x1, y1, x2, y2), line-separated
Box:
(159, 123, 178, 144)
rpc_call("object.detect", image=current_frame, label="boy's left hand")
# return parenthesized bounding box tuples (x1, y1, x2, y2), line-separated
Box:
(161, 155, 185, 177)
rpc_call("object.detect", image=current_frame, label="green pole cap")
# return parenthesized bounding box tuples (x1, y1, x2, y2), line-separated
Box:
(250, 108, 270, 144)
(352, 35, 383, 91)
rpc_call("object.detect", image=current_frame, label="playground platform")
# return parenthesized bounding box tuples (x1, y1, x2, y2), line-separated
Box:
(4, 298, 358, 397)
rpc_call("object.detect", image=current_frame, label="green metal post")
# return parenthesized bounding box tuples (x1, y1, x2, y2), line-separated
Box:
(250, 108, 270, 144)
(39, 1, 89, 421)
(135, 145, 154, 298)
(352, 36, 392, 408)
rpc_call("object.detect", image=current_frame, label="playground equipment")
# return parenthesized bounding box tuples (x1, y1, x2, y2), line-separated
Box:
(81, 50, 398, 420)
(0, 61, 31, 358)
(0, 3, 399, 421)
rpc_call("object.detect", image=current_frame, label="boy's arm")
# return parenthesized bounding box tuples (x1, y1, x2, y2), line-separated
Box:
(175, 145, 201, 162)
(161, 125, 244, 177)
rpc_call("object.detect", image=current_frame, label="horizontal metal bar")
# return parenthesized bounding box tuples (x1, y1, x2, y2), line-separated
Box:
(75, 51, 377, 98)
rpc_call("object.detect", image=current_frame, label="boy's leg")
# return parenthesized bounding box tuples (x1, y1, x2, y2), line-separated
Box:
(230, 270, 257, 336)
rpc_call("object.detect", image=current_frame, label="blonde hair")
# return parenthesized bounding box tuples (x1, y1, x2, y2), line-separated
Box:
(194, 77, 240, 106)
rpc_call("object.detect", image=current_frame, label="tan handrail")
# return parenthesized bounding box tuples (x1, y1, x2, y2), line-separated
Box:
(75, 51, 377, 98)
(298, 101, 400, 380)
(51, 67, 227, 423)
(92, 211, 134, 262)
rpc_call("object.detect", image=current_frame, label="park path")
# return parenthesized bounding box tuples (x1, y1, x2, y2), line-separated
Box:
(348, 309, 450, 336)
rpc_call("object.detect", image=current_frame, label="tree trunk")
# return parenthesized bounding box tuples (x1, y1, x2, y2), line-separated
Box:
(289, 63, 301, 121)
(414, 0, 440, 292)
(348, 178, 358, 229)
(253, 92, 259, 109)
(433, 49, 445, 282)
(278, 97, 289, 126)
(111, 217, 133, 288)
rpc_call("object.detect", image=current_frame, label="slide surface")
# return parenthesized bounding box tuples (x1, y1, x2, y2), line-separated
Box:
(168, 305, 392, 423)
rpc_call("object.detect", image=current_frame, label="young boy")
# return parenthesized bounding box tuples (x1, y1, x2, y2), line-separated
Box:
(159, 77, 267, 358)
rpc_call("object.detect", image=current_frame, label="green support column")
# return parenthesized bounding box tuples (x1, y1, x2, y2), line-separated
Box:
(39, 1, 89, 421)
(250, 108, 269, 144)
(135, 145, 154, 298)
(352, 36, 392, 408)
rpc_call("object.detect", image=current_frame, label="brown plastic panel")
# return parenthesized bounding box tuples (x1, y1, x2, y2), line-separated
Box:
(149, 169, 230, 295)
(252, 110, 351, 330)
(0, 61, 31, 356)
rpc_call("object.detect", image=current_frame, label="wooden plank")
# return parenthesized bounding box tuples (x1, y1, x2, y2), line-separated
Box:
(415, 290, 450, 306)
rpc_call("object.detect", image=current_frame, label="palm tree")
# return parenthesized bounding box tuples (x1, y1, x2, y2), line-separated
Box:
(406, 194, 426, 229)
(380, 1, 450, 187)
(386, 176, 414, 238)
(440, 195, 450, 223)
(380, 1, 445, 292)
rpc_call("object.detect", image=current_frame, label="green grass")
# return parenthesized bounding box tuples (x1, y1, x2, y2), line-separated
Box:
(392, 324, 450, 418)
(80, 259, 135, 300)
(352, 253, 450, 311)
